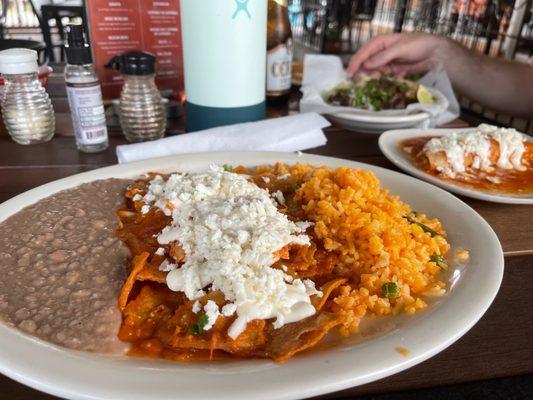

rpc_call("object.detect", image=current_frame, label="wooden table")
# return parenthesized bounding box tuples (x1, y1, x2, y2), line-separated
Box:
(1, 78, 532, 399)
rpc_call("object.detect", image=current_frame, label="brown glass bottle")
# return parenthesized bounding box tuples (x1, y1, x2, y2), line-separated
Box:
(266, 0, 293, 105)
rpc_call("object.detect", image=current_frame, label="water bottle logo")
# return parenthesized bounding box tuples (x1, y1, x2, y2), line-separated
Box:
(232, 0, 251, 19)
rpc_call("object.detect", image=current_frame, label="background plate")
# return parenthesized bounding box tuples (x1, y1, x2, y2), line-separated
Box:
(379, 128, 533, 204)
(0, 152, 504, 400)
(328, 112, 430, 134)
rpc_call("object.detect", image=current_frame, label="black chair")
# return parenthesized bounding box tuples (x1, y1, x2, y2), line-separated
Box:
(0, 0, 8, 39)
(30, 0, 83, 62)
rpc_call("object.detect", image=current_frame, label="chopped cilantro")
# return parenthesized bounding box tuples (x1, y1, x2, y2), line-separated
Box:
(188, 314, 209, 336)
(382, 282, 400, 299)
(404, 215, 440, 237)
(289, 182, 300, 191)
(430, 254, 448, 269)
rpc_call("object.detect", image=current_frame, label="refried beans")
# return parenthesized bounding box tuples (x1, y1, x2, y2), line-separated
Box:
(0, 179, 132, 353)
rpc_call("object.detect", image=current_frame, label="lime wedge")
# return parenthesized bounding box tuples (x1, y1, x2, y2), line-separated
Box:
(417, 85, 435, 104)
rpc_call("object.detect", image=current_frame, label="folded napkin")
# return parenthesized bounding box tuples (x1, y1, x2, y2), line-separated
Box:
(116, 113, 329, 164)
(299, 54, 460, 128)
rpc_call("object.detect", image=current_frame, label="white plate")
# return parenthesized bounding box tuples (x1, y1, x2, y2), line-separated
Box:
(379, 128, 533, 204)
(328, 111, 430, 134)
(0, 152, 504, 400)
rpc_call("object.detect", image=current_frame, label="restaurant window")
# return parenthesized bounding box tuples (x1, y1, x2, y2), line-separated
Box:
(289, 0, 533, 133)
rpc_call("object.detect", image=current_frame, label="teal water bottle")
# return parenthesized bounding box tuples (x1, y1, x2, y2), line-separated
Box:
(180, 0, 267, 131)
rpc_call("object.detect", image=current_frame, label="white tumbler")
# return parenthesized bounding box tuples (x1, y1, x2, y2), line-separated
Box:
(180, 0, 267, 131)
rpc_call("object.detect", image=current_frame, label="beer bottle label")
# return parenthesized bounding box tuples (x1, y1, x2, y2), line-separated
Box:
(266, 39, 293, 93)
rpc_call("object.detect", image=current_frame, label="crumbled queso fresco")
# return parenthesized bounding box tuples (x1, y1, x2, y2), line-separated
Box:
(423, 124, 526, 176)
(139, 166, 322, 339)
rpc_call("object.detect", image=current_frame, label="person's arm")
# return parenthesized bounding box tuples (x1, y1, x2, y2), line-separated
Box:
(347, 33, 533, 118)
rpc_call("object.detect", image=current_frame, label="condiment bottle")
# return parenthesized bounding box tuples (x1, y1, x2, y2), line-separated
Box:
(64, 23, 108, 153)
(105, 51, 166, 142)
(0, 48, 55, 144)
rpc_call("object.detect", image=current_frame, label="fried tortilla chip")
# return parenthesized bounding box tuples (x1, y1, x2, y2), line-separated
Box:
(260, 313, 343, 362)
(170, 319, 267, 356)
(273, 245, 290, 260)
(136, 258, 167, 284)
(118, 252, 150, 311)
(313, 278, 348, 311)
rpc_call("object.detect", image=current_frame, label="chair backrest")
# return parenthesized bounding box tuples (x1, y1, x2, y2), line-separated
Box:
(0, 0, 7, 38)
(0, 0, 8, 20)
(28, 0, 52, 19)
(29, 0, 82, 19)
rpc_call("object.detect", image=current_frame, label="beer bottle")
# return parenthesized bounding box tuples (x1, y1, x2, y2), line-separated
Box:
(266, 0, 293, 104)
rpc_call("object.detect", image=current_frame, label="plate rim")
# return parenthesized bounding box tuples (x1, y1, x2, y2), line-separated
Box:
(0, 151, 504, 400)
(330, 110, 430, 124)
(378, 128, 533, 204)
(326, 112, 430, 134)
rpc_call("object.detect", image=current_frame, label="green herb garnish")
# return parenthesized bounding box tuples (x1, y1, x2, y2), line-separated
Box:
(289, 182, 300, 191)
(430, 254, 448, 269)
(382, 282, 400, 299)
(188, 314, 209, 336)
(223, 164, 233, 172)
(403, 215, 440, 237)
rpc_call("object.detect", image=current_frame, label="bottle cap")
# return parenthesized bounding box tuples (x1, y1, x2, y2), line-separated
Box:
(64, 23, 92, 65)
(0, 48, 38, 75)
(105, 51, 156, 75)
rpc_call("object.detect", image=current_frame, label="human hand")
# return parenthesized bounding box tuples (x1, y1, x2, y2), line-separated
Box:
(347, 33, 450, 78)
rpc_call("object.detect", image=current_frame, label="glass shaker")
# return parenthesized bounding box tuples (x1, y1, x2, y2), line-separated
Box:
(0, 48, 55, 144)
(105, 51, 166, 142)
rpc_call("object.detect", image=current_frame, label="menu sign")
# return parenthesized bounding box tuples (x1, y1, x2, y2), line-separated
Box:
(85, 0, 184, 99)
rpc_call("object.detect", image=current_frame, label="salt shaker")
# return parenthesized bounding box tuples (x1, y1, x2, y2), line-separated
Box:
(0, 48, 55, 144)
(105, 51, 166, 142)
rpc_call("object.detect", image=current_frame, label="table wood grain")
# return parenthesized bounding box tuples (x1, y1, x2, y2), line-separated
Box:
(0, 85, 532, 398)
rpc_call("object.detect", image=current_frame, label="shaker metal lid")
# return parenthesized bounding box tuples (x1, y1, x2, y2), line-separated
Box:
(0, 48, 39, 74)
(105, 51, 156, 75)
